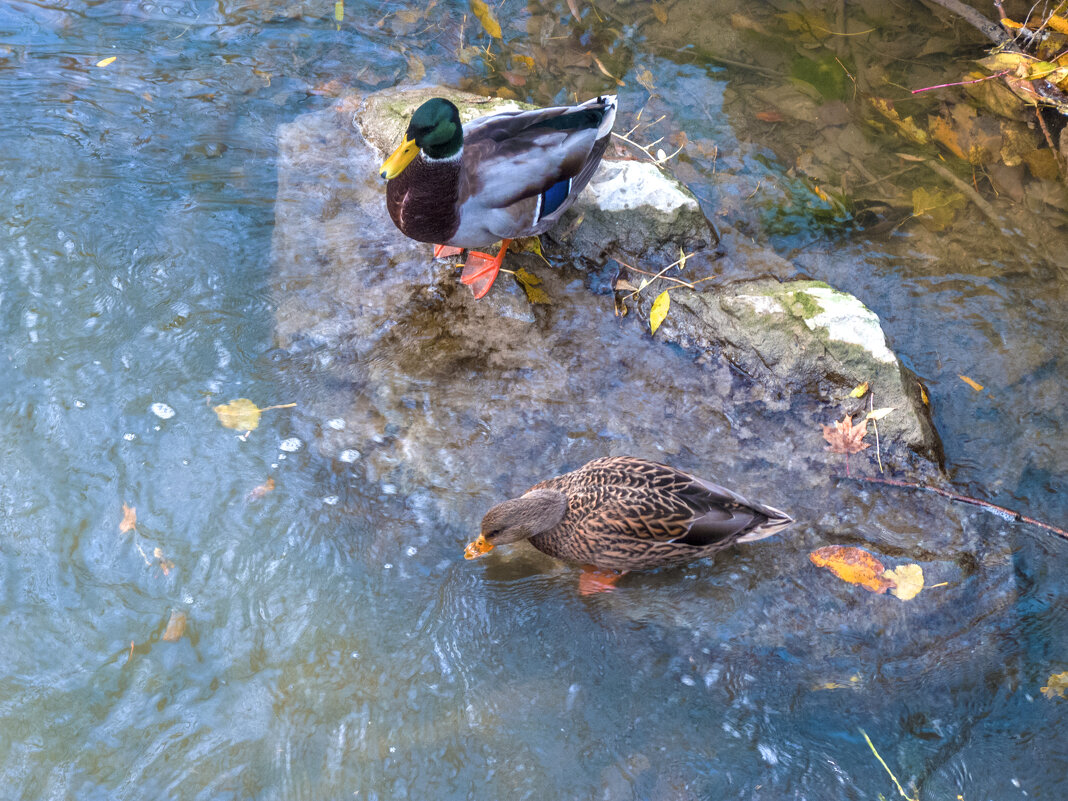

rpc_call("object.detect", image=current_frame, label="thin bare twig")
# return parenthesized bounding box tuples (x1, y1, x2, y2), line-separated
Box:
(834, 475, 1068, 540)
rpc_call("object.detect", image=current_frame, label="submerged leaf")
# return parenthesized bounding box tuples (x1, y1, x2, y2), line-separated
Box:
(162, 610, 186, 642)
(649, 290, 670, 335)
(470, 0, 502, 39)
(96, 56, 117, 68)
(214, 398, 263, 430)
(958, 374, 984, 391)
(885, 564, 924, 600)
(810, 546, 894, 593)
(849, 381, 870, 398)
(1041, 671, 1068, 699)
(119, 503, 137, 534)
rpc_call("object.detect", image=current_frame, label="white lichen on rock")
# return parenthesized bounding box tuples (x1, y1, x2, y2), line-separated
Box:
(584, 160, 699, 214)
(796, 285, 897, 365)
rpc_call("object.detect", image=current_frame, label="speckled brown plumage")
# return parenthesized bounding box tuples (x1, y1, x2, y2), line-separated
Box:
(475, 456, 794, 572)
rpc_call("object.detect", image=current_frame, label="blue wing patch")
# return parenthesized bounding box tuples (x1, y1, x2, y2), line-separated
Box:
(537, 177, 572, 222)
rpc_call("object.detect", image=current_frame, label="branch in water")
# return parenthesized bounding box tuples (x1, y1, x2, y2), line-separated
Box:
(833, 474, 1068, 540)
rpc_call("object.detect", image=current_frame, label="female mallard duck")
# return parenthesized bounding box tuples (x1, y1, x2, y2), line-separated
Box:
(379, 95, 617, 299)
(464, 456, 793, 593)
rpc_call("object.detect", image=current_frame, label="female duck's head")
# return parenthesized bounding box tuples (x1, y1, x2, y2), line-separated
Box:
(379, 98, 463, 179)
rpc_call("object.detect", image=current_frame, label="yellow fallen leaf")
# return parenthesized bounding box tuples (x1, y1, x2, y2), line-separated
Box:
(865, 407, 895, 421)
(649, 290, 670, 335)
(999, 17, 1022, 29)
(849, 381, 869, 398)
(120, 503, 137, 533)
(96, 56, 117, 68)
(919, 384, 929, 406)
(214, 398, 263, 430)
(334, 0, 343, 27)
(1041, 671, 1068, 699)
(162, 610, 186, 642)
(869, 97, 929, 145)
(958, 374, 983, 391)
(512, 54, 535, 70)
(592, 54, 625, 86)
(213, 399, 296, 431)
(514, 267, 551, 304)
(471, 0, 502, 39)
(1048, 15, 1068, 35)
(810, 546, 893, 593)
(884, 564, 924, 600)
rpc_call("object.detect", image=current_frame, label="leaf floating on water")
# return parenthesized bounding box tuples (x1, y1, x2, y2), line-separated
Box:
(96, 56, 117, 68)
(162, 610, 186, 642)
(213, 398, 296, 431)
(1041, 671, 1068, 699)
(822, 413, 871, 455)
(120, 503, 137, 534)
(470, 0, 502, 39)
(958, 374, 983, 391)
(334, 0, 343, 28)
(884, 563, 924, 600)
(849, 381, 870, 398)
(649, 290, 670, 335)
(514, 267, 551, 304)
(809, 545, 894, 594)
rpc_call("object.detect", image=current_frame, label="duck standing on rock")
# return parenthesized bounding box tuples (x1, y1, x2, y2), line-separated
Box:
(379, 95, 617, 299)
(465, 456, 793, 594)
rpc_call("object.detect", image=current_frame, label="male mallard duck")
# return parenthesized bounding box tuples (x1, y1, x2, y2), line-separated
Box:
(464, 456, 793, 593)
(379, 95, 617, 299)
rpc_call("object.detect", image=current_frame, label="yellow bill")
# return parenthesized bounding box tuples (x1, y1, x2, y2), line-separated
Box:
(380, 136, 419, 179)
(464, 534, 494, 560)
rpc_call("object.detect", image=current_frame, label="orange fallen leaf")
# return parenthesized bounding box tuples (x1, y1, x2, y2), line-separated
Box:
(162, 610, 186, 642)
(153, 547, 175, 576)
(958, 374, 983, 391)
(822, 413, 871, 455)
(120, 503, 137, 533)
(810, 545, 894, 593)
(1048, 15, 1068, 35)
(247, 477, 276, 500)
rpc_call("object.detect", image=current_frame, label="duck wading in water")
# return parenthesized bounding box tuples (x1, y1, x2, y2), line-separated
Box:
(465, 456, 794, 594)
(379, 95, 617, 299)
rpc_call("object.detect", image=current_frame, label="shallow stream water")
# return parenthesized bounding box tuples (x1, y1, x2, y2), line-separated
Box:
(1, 2, 1065, 799)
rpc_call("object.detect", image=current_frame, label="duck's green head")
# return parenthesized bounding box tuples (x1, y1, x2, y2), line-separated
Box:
(379, 98, 463, 179)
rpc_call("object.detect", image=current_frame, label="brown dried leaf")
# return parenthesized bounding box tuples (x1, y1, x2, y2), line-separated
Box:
(810, 545, 894, 593)
(120, 503, 137, 534)
(822, 413, 871, 455)
(248, 477, 276, 500)
(162, 610, 186, 642)
(153, 547, 175, 576)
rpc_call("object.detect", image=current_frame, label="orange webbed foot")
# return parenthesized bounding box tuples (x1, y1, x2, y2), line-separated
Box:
(433, 244, 464, 259)
(578, 566, 627, 595)
(460, 239, 512, 299)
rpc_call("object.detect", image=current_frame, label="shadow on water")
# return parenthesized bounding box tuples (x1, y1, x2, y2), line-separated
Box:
(0, 1, 1065, 799)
